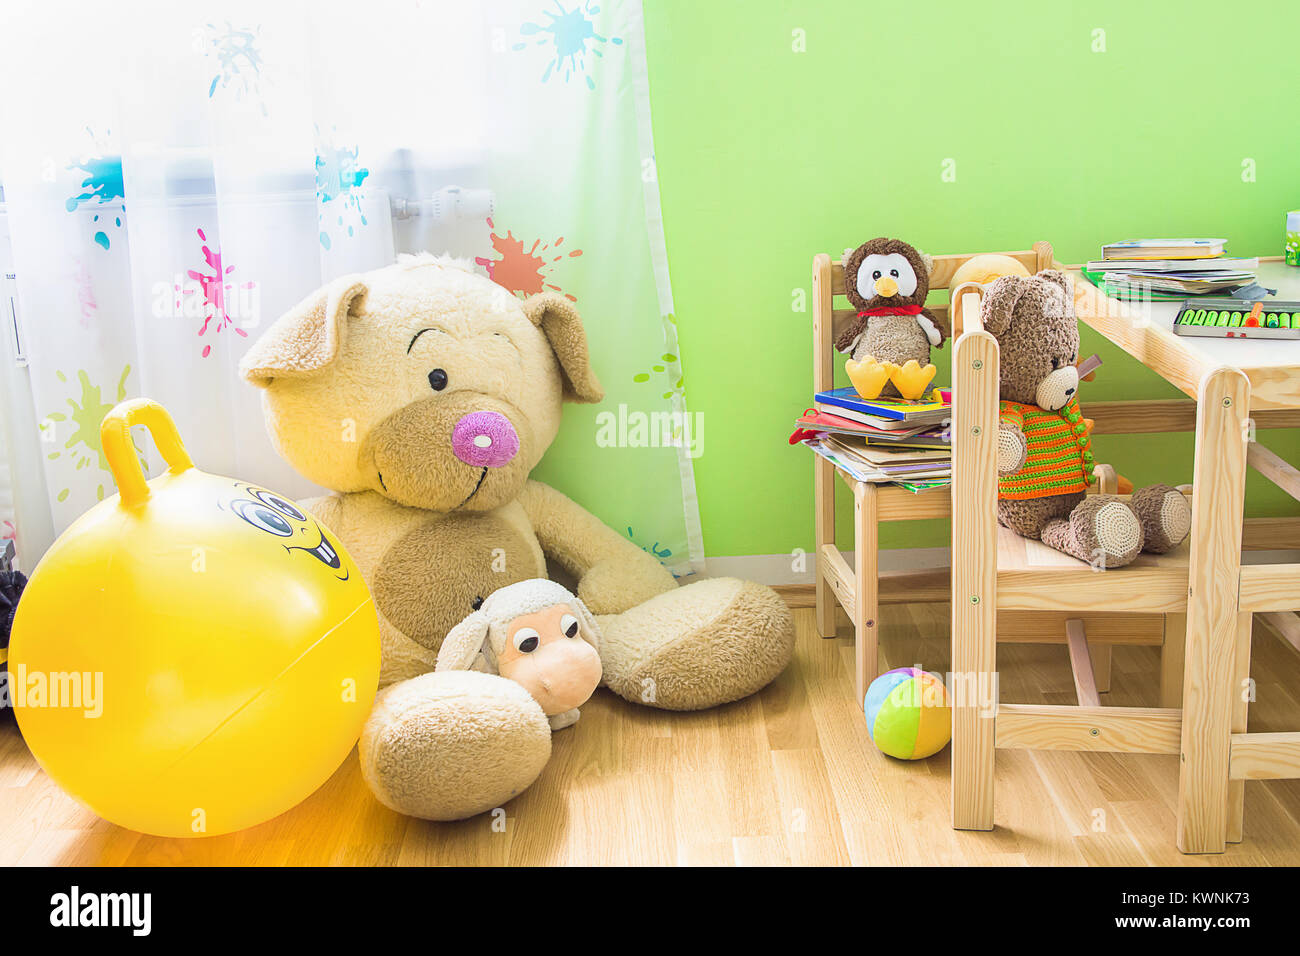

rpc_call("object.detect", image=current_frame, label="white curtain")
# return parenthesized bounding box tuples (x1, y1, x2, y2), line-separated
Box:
(0, 0, 702, 574)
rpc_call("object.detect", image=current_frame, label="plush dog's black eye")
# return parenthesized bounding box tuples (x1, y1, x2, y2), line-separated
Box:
(428, 368, 448, 391)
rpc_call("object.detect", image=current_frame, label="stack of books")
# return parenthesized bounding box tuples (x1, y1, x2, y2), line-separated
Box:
(1082, 239, 1258, 300)
(792, 386, 951, 493)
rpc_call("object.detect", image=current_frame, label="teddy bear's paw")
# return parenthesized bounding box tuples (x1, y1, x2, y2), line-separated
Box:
(596, 578, 794, 711)
(359, 670, 552, 821)
(1128, 483, 1190, 554)
(887, 359, 937, 401)
(577, 554, 678, 616)
(845, 356, 891, 400)
(1067, 497, 1143, 570)
(997, 424, 1028, 476)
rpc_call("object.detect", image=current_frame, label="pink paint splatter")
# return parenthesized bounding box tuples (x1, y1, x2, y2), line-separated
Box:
(475, 217, 583, 301)
(178, 228, 256, 357)
(72, 258, 97, 326)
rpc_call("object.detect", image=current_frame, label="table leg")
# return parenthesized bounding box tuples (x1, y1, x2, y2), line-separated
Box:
(1227, 612, 1253, 844)
(1176, 367, 1250, 854)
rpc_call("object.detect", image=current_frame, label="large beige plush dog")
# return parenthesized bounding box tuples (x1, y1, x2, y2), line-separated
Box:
(240, 254, 794, 820)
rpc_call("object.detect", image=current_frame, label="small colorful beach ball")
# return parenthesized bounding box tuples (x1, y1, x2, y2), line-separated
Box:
(863, 667, 952, 760)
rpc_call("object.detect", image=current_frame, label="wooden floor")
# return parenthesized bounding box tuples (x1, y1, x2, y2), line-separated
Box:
(5, 602, 1300, 866)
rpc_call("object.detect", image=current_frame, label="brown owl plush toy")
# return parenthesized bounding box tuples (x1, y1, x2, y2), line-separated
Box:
(837, 238, 945, 400)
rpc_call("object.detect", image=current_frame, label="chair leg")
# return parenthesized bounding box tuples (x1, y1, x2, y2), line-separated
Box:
(1160, 613, 1186, 709)
(853, 481, 879, 705)
(814, 455, 837, 638)
(1091, 642, 1112, 695)
(1227, 612, 1253, 844)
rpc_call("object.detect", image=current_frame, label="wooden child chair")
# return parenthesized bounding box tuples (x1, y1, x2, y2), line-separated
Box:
(810, 240, 1188, 758)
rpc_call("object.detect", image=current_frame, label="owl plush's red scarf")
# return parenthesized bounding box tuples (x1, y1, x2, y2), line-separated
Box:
(858, 304, 924, 317)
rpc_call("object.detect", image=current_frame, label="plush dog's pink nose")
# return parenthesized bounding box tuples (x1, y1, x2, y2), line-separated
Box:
(452, 412, 519, 468)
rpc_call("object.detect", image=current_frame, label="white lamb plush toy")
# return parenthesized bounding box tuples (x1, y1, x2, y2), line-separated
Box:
(435, 579, 602, 730)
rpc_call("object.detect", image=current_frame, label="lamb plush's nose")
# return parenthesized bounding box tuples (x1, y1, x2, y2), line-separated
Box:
(452, 412, 519, 468)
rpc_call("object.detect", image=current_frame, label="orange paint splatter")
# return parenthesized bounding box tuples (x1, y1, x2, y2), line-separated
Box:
(476, 218, 582, 300)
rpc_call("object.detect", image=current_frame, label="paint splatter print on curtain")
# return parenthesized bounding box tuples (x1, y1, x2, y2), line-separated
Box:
(0, 0, 701, 573)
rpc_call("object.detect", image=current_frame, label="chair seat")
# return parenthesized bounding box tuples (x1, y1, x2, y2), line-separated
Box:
(995, 525, 1190, 613)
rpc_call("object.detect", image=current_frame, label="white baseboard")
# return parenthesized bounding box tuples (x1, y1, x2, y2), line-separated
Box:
(698, 547, 951, 586)
(695, 546, 1300, 587)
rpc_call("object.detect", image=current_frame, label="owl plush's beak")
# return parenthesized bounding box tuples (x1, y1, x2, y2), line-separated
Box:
(874, 276, 898, 297)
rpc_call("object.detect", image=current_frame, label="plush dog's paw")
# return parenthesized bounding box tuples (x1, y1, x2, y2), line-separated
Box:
(887, 359, 937, 401)
(359, 670, 551, 821)
(597, 578, 794, 711)
(577, 555, 677, 616)
(845, 356, 892, 400)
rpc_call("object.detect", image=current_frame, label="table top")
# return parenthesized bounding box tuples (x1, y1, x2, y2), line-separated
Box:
(1069, 260, 1300, 410)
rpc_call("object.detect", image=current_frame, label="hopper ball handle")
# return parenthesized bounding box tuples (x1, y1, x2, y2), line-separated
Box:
(100, 399, 195, 507)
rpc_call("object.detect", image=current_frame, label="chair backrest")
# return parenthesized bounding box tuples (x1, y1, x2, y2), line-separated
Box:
(811, 241, 1055, 394)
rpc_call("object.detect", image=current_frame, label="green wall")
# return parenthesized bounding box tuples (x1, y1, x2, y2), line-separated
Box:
(643, 0, 1300, 558)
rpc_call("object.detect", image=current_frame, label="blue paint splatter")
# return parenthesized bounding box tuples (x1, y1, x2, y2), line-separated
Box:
(205, 21, 267, 115)
(65, 152, 126, 250)
(314, 129, 370, 249)
(513, 0, 623, 89)
(65, 155, 123, 211)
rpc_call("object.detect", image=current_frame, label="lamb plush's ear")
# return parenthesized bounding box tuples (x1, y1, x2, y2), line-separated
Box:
(570, 596, 601, 652)
(918, 250, 934, 278)
(435, 611, 491, 672)
(239, 275, 368, 388)
(522, 292, 604, 404)
(980, 275, 1025, 336)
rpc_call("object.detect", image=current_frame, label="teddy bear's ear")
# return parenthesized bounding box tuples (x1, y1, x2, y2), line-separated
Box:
(435, 610, 491, 672)
(239, 275, 368, 388)
(1037, 269, 1074, 310)
(570, 596, 601, 652)
(980, 275, 1025, 336)
(522, 293, 604, 404)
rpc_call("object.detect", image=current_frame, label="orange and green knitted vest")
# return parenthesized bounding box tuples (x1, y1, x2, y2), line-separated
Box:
(998, 396, 1096, 500)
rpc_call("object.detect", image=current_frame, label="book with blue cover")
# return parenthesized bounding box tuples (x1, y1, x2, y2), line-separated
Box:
(813, 386, 950, 426)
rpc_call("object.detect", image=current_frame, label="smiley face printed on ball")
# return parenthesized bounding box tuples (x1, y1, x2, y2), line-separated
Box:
(226, 484, 349, 579)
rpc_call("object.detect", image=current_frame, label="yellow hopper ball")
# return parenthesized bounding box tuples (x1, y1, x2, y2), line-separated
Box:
(9, 399, 380, 838)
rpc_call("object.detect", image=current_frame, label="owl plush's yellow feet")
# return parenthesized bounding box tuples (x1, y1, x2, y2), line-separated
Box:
(845, 356, 893, 400)
(887, 359, 937, 400)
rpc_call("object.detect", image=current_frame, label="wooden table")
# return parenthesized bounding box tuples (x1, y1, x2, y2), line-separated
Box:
(1070, 259, 1300, 853)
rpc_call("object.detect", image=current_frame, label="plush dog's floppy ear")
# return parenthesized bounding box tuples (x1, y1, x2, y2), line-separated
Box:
(569, 596, 601, 652)
(980, 275, 1025, 336)
(240, 275, 368, 388)
(522, 292, 604, 404)
(435, 610, 492, 672)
